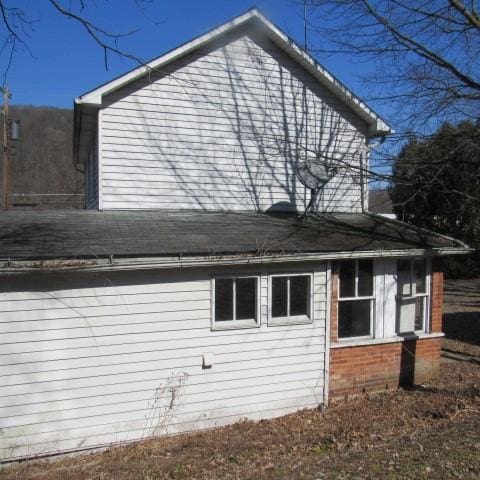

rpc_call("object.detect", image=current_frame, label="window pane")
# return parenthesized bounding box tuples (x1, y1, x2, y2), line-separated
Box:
(358, 260, 373, 296)
(290, 276, 310, 317)
(338, 300, 371, 338)
(236, 277, 257, 321)
(272, 277, 288, 317)
(215, 279, 233, 321)
(415, 259, 427, 294)
(415, 296, 424, 330)
(397, 259, 412, 296)
(339, 260, 355, 298)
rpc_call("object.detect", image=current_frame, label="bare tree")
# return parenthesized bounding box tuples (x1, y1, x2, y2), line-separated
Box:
(291, 0, 480, 218)
(0, 0, 158, 80)
(301, 0, 480, 133)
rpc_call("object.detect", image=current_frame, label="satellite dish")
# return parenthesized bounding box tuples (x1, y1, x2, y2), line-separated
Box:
(296, 160, 336, 189)
(296, 160, 337, 217)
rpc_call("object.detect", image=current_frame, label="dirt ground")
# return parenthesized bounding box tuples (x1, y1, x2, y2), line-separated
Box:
(1, 279, 479, 480)
(443, 279, 480, 359)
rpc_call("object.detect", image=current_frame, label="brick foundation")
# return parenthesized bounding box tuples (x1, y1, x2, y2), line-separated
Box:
(329, 338, 441, 399)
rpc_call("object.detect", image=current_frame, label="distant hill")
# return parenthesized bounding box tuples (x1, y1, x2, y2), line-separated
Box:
(0, 108, 394, 214)
(1, 105, 84, 210)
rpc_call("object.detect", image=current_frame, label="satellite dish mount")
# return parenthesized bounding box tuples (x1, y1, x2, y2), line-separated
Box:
(296, 160, 337, 218)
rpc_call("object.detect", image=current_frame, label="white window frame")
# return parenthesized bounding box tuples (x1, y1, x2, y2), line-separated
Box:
(211, 274, 260, 330)
(396, 258, 431, 333)
(338, 259, 375, 340)
(268, 272, 314, 326)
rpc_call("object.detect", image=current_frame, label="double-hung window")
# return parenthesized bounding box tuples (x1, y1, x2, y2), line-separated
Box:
(338, 259, 374, 339)
(397, 259, 429, 333)
(212, 276, 259, 329)
(270, 274, 312, 324)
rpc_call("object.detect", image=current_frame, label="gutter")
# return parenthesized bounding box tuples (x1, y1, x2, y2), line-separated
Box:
(0, 247, 472, 274)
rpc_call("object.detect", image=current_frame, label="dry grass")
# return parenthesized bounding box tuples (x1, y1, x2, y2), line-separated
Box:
(1, 361, 479, 480)
(443, 279, 480, 359)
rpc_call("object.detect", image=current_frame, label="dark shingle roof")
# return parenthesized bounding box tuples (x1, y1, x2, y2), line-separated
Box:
(0, 210, 467, 263)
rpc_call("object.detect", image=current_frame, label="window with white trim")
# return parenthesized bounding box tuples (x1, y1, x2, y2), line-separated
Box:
(338, 259, 374, 338)
(270, 274, 312, 324)
(212, 276, 259, 328)
(397, 258, 429, 332)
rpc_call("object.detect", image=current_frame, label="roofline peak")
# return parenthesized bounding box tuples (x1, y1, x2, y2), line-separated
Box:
(75, 7, 390, 136)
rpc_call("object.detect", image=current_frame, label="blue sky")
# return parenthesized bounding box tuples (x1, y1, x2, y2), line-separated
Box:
(4, 0, 375, 114)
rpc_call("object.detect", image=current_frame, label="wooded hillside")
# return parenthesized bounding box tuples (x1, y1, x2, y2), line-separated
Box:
(1, 105, 84, 210)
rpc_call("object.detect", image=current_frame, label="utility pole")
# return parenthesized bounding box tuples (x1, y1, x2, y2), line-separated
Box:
(2, 85, 10, 211)
(304, 0, 308, 52)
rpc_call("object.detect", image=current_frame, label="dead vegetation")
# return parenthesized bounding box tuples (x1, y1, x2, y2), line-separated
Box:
(443, 279, 480, 360)
(1, 361, 478, 480)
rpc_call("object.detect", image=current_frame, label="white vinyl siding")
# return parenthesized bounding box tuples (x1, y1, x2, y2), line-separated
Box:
(0, 262, 327, 461)
(98, 31, 367, 213)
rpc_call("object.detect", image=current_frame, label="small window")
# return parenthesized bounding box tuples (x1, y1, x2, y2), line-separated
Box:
(397, 259, 429, 332)
(270, 274, 312, 324)
(338, 260, 374, 339)
(213, 276, 258, 329)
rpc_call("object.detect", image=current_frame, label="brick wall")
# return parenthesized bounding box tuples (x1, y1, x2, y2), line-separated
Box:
(329, 338, 441, 399)
(430, 261, 444, 333)
(329, 259, 444, 399)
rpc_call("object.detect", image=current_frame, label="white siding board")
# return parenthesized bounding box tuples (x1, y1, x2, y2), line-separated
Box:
(1, 336, 324, 382)
(1, 319, 324, 352)
(101, 105, 346, 127)
(0, 263, 327, 459)
(1, 368, 322, 414)
(1, 397, 320, 461)
(0, 280, 210, 302)
(0, 290, 209, 313)
(2, 392, 322, 443)
(98, 33, 366, 212)
(1, 378, 324, 431)
(0, 360, 325, 406)
(0, 324, 325, 363)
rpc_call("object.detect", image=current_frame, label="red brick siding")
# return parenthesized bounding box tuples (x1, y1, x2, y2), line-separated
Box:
(329, 337, 441, 399)
(430, 262, 444, 333)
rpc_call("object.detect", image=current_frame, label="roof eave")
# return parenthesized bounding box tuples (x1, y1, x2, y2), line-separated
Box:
(256, 14, 391, 136)
(77, 9, 260, 107)
(0, 246, 472, 274)
(75, 8, 391, 134)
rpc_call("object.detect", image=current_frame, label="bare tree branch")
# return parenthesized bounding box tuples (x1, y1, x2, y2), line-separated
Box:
(303, 0, 480, 131)
(0, 1, 155, 78)
(47, 0, 144, 70)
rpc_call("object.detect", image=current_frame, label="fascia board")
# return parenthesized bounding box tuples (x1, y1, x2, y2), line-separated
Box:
(78, 9, 260, 106)
(0, 246, 472, 274)
(76, 9, 391, 135)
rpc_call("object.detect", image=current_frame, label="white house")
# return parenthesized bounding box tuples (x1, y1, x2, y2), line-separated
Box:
(0, 9, 470, 462)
